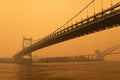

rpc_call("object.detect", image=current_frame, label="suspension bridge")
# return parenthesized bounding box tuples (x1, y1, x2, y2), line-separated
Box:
(13, 0, 120, 62)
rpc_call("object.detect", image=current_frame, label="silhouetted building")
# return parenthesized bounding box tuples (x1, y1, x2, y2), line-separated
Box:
(0, 58, 13, 63)
(39, 56, 90, 63)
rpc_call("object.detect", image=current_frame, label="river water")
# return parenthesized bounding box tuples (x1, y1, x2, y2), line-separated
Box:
(0, 62, 120, 80)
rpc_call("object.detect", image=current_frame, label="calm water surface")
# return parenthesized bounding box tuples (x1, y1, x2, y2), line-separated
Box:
(0, 62, 120, 80)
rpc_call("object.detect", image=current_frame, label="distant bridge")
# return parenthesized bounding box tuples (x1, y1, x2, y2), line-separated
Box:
(13, 0, 120, 62)
(101, 44, 120, 59)
(83, 44, 120, 61)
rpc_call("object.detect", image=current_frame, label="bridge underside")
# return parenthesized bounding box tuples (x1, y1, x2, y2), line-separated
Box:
(14, 4, 120, 61)
(45, 10, 120, 46)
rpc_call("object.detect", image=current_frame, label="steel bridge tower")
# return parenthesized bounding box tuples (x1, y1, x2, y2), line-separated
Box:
(22, 37, 32, 62)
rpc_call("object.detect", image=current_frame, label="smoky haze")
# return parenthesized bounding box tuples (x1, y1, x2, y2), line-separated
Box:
(0, 0, 120, 61)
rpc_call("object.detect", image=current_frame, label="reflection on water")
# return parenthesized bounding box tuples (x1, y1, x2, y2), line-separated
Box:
(0, 62, 120, 80)
(0, 63, 31, 80)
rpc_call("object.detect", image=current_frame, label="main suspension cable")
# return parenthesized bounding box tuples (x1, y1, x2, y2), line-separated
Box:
(52, 0, 95, 34)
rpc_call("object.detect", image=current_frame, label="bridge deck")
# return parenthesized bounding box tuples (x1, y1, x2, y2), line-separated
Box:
(14, 3, 120, 59)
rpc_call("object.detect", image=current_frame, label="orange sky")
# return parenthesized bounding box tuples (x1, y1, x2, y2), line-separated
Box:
(0, 0, 120, 61)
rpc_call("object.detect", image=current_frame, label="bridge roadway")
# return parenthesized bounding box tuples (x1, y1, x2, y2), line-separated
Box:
(14, 3, 120, 59)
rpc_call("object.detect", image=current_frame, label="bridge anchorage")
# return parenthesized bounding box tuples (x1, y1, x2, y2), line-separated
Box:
(14, 37, 32, 63)
(13, 1, 120, 63)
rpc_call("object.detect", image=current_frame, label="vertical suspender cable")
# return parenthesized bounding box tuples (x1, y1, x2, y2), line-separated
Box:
(81, 13, 83, 21)
(51, 0, 95, 34)
(111, 0, 113, 7)
(87, 7, 89, 18)
(93, 1, 95, 15)
(101, 0, 103, 11)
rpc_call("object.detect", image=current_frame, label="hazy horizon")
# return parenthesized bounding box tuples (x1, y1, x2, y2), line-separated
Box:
(0, 0, 120, 61)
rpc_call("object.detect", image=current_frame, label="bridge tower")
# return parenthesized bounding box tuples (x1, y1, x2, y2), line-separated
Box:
(95, 50, 104, 61)
(22, 37, 32, 62)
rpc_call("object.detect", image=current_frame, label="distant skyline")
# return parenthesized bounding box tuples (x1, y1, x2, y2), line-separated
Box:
(0, 0, 120, 61)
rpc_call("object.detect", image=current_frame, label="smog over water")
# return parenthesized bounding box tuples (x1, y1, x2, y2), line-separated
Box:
(0, 0, 120, 80)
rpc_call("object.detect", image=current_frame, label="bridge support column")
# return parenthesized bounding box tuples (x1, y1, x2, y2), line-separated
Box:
(22, 37, 32, 63)
(87, 55, 90, 60)
(22, 53, 32, 63)
(95, 50, 104, 61)
(91, 55, 94, 61)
